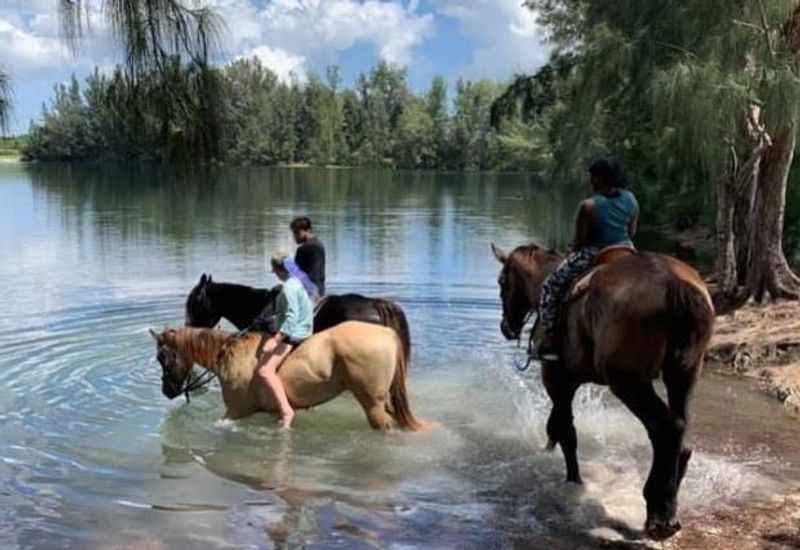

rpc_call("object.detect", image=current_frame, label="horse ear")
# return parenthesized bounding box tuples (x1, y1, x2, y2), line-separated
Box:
(491, 243, 508, 264)
(199, 273, 207, 285)
(149, 329, 163, 344)
(208, 274, 212, 283)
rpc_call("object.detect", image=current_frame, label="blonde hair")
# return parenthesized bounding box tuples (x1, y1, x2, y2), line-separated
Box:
(270, 251, 289, 270)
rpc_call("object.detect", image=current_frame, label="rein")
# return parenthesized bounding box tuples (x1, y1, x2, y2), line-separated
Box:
(181, 368, 218, 403)
(513, 309, 539, 373)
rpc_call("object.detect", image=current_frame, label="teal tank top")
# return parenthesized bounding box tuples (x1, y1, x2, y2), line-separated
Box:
(590, 190, 638, 249)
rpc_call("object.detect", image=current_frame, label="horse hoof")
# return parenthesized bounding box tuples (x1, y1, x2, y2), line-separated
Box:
(545, 440, 556, 452)
(645, 519, 681, 540)
(565, 476, 583, 485)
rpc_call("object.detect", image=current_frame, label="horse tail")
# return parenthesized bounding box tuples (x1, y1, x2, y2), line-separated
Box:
(373, 299, 412, 363)
(388, 331, 424, 431)
(665, 276, 715, 371)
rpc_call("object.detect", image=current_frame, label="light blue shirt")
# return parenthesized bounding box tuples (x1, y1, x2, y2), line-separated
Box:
(276, 277, 313, 342)
(590, 190, 638, 249)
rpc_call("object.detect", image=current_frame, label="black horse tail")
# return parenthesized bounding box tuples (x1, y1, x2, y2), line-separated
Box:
(665, 276, 715, 370)
(373, 299, 412, 363)
(387, 329, 424, 431)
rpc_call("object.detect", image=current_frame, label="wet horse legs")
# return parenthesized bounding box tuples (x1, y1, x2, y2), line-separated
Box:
(543, 364, 581, 484)
(663, 365, 699, 492)
(611, 381, 685, 539)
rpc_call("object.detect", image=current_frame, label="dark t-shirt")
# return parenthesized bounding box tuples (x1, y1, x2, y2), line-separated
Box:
(295, 236, 326, 296)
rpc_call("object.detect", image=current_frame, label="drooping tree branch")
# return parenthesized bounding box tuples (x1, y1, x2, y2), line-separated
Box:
(58, 0, 224, 76)
(0, 69, 11, 134)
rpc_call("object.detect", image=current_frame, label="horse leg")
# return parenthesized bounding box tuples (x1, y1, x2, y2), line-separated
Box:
(542, 363, 582, 484)
(352, 388, 394, 431)
(611, 381, 684, 540)
(663, 364, 699, 492)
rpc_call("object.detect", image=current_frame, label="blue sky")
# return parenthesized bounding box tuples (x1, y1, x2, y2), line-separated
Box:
(0, 0, 551, 135)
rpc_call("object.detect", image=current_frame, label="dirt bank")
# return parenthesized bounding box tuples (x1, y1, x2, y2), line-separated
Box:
(709, 301, 800, 416)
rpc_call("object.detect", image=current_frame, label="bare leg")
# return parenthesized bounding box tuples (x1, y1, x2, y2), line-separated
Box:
(257, 342, 295, 428)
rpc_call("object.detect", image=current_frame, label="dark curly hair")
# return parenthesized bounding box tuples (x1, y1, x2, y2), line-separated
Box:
(589, 157, 628, 188)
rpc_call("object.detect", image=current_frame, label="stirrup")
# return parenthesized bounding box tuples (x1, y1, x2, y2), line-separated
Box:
(536, 350, 560, 363)
(534, 341, 560, 363)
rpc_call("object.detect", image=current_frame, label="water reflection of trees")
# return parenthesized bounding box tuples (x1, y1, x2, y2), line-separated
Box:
(27, 164, 582, 284)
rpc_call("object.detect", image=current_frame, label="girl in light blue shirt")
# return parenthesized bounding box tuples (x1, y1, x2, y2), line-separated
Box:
(256, 252, 314, 429)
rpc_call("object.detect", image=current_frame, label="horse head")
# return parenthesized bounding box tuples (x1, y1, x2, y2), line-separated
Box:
(491, 242, 562, 340)
(185, 273, 221, 328)
(150, 328, 194, 400)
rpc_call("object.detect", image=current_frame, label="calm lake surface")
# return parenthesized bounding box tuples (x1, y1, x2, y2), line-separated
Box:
(1, 163, 799, 549)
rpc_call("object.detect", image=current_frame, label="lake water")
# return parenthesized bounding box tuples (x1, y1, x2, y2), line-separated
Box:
(1, 163, 799, 549)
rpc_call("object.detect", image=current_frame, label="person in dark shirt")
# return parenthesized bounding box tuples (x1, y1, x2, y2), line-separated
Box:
(290, 216, 326, 297)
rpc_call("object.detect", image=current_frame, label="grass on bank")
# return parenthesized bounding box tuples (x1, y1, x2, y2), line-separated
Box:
(0, 136, 28, 161)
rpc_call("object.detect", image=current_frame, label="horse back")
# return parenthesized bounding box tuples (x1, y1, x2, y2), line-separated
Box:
(564, 253, 714, 384)
(280, 321, 399, 408)
(313, 294, 383, 332)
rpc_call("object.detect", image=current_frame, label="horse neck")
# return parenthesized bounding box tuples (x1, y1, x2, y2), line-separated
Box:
(170, 328, 229, 373)
(517, 254, 563, 307)
(208, 282, 272, 329)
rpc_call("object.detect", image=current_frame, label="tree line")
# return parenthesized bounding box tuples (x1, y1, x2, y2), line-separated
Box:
(23, 59, 549, 172)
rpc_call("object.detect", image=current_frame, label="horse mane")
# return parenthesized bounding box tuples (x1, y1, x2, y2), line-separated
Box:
(167, 328, 230, 369)
(510, 243, 562, 266)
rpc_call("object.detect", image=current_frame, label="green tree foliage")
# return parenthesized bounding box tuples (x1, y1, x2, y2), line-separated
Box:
(27, 58, 550, 172)
(518, 0, 800, 303)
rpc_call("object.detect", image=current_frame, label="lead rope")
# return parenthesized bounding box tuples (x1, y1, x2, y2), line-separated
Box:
(514, 309, 540, 373)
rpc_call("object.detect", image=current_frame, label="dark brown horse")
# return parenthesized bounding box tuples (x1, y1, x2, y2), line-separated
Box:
(491, 243, 715, 540)
(184, 274, 411, 360)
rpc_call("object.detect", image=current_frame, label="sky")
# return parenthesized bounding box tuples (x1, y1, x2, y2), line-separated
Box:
(0, 0, 551, 135)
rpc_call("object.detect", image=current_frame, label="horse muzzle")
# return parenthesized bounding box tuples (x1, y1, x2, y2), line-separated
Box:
(161, 378, 183, 400)
(500, 319, 519, 341)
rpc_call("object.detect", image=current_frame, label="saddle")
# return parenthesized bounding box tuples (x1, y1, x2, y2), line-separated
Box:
(567, 245, 636, 301)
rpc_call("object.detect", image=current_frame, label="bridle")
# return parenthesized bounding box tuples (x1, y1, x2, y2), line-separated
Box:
(179, 369, 218, 403)
(500, 264, 539, 373)
(158, 345, 218, 403)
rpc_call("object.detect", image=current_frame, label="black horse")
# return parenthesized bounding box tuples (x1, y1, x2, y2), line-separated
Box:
(184, 274, 411, 359)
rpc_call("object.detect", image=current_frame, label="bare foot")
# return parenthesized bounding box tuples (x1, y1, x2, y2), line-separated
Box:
(279, 409, 295, 429)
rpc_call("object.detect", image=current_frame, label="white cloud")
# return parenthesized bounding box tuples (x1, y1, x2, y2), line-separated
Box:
(237, 45, 307, 82)
(0, 17, 70, 74)
(433, 0, 550, 81)
(214, 0, 435, 68)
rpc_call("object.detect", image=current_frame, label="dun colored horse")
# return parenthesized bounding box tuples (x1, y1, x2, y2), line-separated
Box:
(150, 323, 424, 431)
(491, 243, 714, 540)
(184, 274, 411, 359)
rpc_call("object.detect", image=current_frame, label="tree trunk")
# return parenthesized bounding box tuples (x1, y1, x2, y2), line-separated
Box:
(734, 162, 758, 285)
(746, 125, 800, 301)
(714, 173, 738, 293)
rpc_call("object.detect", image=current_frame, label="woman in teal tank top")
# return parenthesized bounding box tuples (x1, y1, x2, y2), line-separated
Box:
(536, 159, 639, 361)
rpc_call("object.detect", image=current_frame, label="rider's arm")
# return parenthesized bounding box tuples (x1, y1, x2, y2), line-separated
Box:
(629, 213, 639, 238)
(628, 195, 640, 238)
(572, 200, 594, 250)
(276, 284, 299, 341)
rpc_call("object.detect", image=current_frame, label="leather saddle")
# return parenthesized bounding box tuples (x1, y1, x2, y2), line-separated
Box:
(567, 245, 636, 301)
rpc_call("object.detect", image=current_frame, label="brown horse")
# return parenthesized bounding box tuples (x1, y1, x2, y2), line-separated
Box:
(150, 322, 424, 431)
(491, 243, 715, 540)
